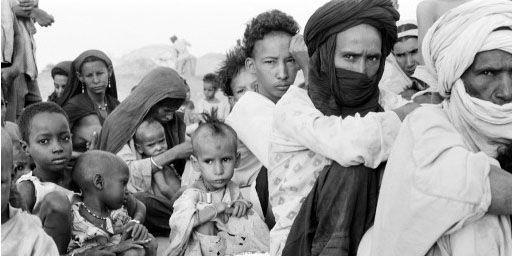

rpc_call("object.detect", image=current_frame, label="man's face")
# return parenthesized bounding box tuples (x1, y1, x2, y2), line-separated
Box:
(247, 32, 298, 103)
(334, 24, 382, 78)
(462, 49, 512, 105)
(393, 37, 420, 77)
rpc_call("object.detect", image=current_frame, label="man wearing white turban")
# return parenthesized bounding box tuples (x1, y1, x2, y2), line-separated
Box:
(367, 0, 512, 255)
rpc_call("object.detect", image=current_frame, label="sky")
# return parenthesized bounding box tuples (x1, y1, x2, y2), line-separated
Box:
(34, 0, 421, 69)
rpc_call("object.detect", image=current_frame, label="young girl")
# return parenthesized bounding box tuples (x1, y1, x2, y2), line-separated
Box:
(166, 116, 269, 256)
(69, 150, 157, 256)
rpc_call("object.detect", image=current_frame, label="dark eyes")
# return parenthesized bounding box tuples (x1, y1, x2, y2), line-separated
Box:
(38, 139, 49, 144)
(482, 70, 495, 76)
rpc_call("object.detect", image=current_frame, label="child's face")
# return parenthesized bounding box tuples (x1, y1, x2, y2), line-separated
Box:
(25, 113, 72, 173)
(101, 165, 129, 210)
(192, 135, 238, 190)
(53, 74, 68, 98)
(135, 123, 168, 157)
(203, 82, 216, 100)
(230, 68, 257, 103)
(13, 140, 33, 180)
(78, 60, 111, 95)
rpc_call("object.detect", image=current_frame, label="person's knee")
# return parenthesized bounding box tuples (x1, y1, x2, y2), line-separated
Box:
(39, 191, 71, 216)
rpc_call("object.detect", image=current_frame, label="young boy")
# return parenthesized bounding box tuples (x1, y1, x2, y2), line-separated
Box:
(217, 45, 258, 108)
(166, 116, 269, 256)
(133, 118, 181, 203)
(1, 128, 60, 255)
(195, 73, 231, 121)
(69, 150, 157, 256)
(15, 102, 75, 254)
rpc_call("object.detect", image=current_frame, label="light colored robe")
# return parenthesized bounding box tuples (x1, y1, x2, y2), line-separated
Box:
(1, 205, 59, 256)
(165, 181, 269, 256)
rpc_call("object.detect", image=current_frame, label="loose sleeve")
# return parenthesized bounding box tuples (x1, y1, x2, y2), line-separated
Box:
(408, 107, 492, 231)
(117, 144, 152, 193)
(274, 87, 402, 168)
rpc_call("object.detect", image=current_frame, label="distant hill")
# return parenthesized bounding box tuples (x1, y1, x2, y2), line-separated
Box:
(38, 45, 226, 103)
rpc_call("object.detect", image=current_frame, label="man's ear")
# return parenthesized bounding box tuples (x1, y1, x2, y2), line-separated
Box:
(245, 57, 256, 74)
(20, 140, 29, 156)
(93, 174, 104, 190)
(190, 155, 200, 173)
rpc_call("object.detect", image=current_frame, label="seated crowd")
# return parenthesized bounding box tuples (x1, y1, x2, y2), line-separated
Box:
(1, 0, 511, 255)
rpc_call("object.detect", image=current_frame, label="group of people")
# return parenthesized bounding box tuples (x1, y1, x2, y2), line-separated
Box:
(1, 0, 512, 255)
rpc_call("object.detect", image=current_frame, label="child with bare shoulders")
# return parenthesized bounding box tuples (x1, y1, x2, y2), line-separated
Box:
(166, 115, 269, 256)
(68, 150, 157, 256)
(133, 117, 181, 202)
(1, 128, 60, 255)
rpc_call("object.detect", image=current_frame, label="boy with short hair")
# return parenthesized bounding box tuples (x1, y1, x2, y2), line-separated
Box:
(166, 116, 269, 256)
(1, 128, 60, 255)
(195, 73, 231, 121)
(217, 45, 257, 108)
(15, 102, 75, 254)
(69, 150, 157, 256)
(133, 117, 181, 203)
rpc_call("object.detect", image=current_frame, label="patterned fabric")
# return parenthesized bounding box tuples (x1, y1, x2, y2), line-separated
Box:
(165, 181, 270, 256)
(67, 201, 131, 254)
(269, 86, 401, 255)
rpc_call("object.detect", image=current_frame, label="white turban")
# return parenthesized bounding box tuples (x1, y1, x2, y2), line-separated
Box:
(422, 0, 512, 157)
(422, 0, 512, 97)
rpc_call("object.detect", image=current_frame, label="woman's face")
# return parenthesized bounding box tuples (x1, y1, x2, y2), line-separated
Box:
(461, 50, 512, 105)
(151, 99, 183, 123)
(78, 60, 111, 96)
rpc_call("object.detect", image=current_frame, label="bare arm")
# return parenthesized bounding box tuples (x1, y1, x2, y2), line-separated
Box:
(193, 202, 228, 227)
(125, 194, 146, 223)
(487, 165, 512, 215)
(151, 141, 192, 168)
(16, 180, 36, 212)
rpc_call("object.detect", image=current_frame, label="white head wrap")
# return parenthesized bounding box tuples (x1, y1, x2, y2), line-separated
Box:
(421, 0, 512, 157)
(396, 20, 418, 39)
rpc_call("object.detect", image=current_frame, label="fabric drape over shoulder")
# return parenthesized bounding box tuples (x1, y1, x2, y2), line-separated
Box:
(97, 67, 187, 154)
(304, 0, 399, 117)
(56, 49, 118, 107)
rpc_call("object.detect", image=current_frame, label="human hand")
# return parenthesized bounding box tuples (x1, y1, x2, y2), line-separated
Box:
(171, 141, 193, 160)
(121, 221, 149, 241)
(225, 200, 252, 218)
(31, 8, 54, 27)
(289, 34, 309, 72)
(17, 0, 35, 11)
(391, 102, 421, 121)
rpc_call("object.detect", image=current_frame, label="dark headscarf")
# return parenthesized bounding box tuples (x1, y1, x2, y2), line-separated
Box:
(56, 50, 118, 107)
(97, 67, 187, 154)
(48, 61, 72, 103)
(50, 61, 72, 79)
(283, 1, 399, 255)
(304, 0, 399, 117)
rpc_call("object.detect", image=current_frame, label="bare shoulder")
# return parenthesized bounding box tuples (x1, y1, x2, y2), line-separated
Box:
(16, 180, 36, 211)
